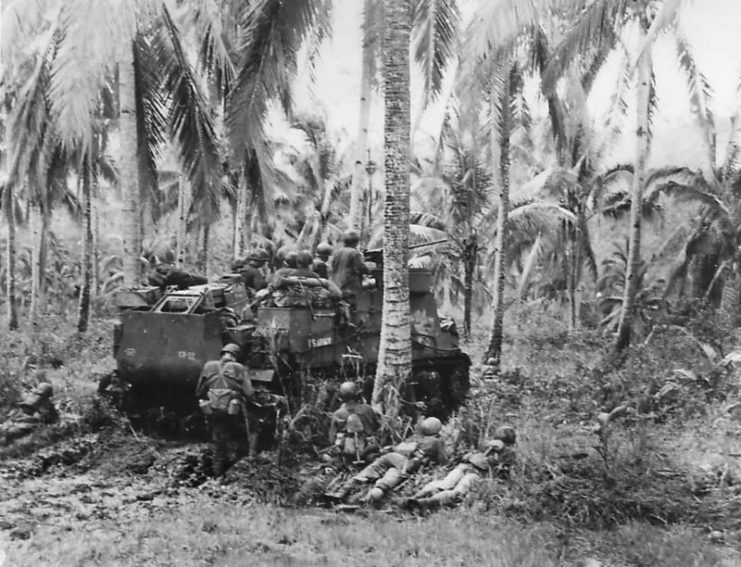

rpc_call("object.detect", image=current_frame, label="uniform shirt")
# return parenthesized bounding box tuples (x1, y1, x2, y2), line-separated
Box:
(330, 246, 367, 295)
(239, 264, 267, 292)
(312, 259, 329, 279)
(394, 435, 448, 466)
(329, 401, 380, 441)
(196, 360, 253, 399)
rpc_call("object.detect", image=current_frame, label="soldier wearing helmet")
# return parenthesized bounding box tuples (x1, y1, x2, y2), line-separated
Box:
(330, 230, 371, 309)
(405, 424, 517, 509)
(326, 382, 380, 464)
(0, 378, 59, 446)
(196, 344, 257, 475)
(327, 415, 448, 504)
(312, 242, 333, 279)
(236, 248, 269, 298)
(290, 250, 321, 278)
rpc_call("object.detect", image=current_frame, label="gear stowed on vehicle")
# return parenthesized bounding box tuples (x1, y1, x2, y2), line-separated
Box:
(102, 249, 471, 439)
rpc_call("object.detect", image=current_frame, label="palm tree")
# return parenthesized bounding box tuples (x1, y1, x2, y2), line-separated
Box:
(545, 0, 704, 351)
(372, 0, 413, 416)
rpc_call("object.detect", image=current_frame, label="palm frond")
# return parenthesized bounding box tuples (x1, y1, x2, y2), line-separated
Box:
(516, 231, 543, 300)
(160, 5, 224, 220)
(675, 32, 715, 167)
(412, 0, 459, 108)
(543, 0, 629, 91)
(191, 0, 239, 97)
(51, 0, 139, 149)
(133, 33, 166, 221)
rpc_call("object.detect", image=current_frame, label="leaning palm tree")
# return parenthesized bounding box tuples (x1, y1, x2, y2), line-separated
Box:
(545, 0, 705, 351)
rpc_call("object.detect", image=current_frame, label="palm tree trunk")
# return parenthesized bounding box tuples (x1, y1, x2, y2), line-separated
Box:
(202, 224, 212, 280)
(233, 174, 247, 261)
(29, 200, 42, 326)
(483, 78, 512, 369)
(719, 265, 740, 328)
(462, 236, 477, 337)
(78, 154, 93, 333)
(176, 176, 187, 268)
(349, 0, 375, 231)
(372, 0, 412, 416)
(91, 195, 100, 301)
(566, 222, 577, 332)
(615, 38, 652, 352)
(4, 184, 18, 330)
(119, 41, 141, 287)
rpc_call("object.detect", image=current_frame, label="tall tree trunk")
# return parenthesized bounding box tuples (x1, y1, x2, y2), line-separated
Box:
(78, 154, 93, 333)
(176, 176, 187, 268)
(233, 174, 247, 261)
(349, 0, 375, 231)
(119, 41, 141, 287)
(615, 38, 652, 351)
(4, 184, 18, 330)
(719, 263, 740, 329)
(29, 200, 43, 326)
(372, 0, 412, 416)
(566, 221, 577, 332)
(462, 236, 477, 338)
(202, 224, 212, 280)
(91, 195, 100, 301)
(483, 78, 512, 369)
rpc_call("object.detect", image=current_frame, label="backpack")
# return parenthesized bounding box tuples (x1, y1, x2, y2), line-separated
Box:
(204, 364, 241, 415)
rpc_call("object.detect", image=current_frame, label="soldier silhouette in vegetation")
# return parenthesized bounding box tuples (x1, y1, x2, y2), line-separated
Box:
(325, 381, 381, 464)
(0, 381, 58, 446)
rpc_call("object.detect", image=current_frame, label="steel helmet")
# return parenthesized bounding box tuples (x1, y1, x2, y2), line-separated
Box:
(249, 248, 269, 263)
(297, 250, 314, 268)
(34, 382, 54, 398)
(316, 242, 333, 259)
(220, 343, 242, 358)
(285, 251, 299, 268)
(494, 425, 516, 446)
(482, 439, 505, 455)
(342, 230, 360, 246)
(338, 381, 357, 402)
(420, 416, 442, 436)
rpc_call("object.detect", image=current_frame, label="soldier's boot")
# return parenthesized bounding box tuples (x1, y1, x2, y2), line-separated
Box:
(213, 441, 228, 477)
(325, 479, 360, 502)
(247, 432, 259, 461)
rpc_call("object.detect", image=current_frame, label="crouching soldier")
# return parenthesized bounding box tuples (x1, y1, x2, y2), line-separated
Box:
(327, 416, 447, 504)
(325, 381, 380, 464)
(196, 344, 256, 476)
(405, 425, 516, 509)
(0, 382, 58, 446)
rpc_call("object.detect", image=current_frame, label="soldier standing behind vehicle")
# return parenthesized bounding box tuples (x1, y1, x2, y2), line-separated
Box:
(330, 230, 370, 308)
(326, 381, 380, 463)
(196, 344, 256, 476)
(312, 242, 333, 279)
